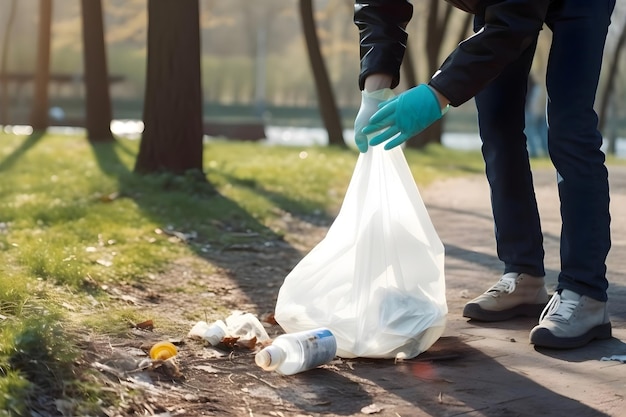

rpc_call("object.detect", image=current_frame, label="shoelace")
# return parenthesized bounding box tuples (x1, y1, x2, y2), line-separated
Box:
(539, 292, 578, 322)
(487, 275, 517, 295)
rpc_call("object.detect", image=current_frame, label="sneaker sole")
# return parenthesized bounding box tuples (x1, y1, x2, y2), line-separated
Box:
(463, 302, 546, 322)
(530, 322, 612, 349)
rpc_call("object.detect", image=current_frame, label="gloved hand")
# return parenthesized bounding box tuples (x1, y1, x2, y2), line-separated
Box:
(362, 84, 448, 150)
(353, 88, 395, 153)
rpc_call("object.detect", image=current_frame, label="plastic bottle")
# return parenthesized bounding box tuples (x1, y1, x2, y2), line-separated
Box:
(188, 320, 228, 346)
(255, 328, 337, 375)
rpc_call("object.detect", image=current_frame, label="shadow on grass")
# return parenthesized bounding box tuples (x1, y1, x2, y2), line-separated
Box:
(87, 138, 327, 313)
(0, 130, 46, 172)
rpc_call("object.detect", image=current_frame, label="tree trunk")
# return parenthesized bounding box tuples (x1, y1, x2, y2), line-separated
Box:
(408, 4, 471, 149)
(30, 0, 53, 131)
(299, 0, 344, 147)
(598, 20, 626, 155)
(0, 0, 18, 126)
(405, 1, 453, 149)
(81, 0, 114, 141)
(135, 0, 204, 175)
(401, 41, 418, 89)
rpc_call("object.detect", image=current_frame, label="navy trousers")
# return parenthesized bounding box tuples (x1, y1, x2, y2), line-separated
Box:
(474, 0, 616, 301)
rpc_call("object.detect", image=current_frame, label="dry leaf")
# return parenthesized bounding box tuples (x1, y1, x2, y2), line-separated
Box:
(220, 336, 240, 349)
(135, 319, 154, 330)
(262, 312, 278, 325)
(152, 358, 183, 379)
(235, 336, 257, 350)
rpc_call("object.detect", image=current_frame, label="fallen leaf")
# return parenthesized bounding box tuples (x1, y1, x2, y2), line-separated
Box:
(235, 337, 258, 350)
(220, 336, 240, 349)
(152, 358, 183, 379)
(262, 312, 278, 325)
(135, 319, 154, 330)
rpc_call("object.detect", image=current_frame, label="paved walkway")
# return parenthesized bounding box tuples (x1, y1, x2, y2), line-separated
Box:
(414, 164, 626, 417)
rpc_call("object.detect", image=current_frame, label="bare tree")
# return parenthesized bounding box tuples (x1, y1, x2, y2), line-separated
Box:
(0, 0, 18, 126)
(135, 0, 204, 175)
(405, 1, 456, 148)
(598, 16, 626, 155)
(299, 0, 344, 147)
(402, 42, 419, 89)
(81, 0, 114, 141)
(30, 0, 53, 131)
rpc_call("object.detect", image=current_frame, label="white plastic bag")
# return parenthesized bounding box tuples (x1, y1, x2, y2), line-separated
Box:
(275, 146, 447, 359)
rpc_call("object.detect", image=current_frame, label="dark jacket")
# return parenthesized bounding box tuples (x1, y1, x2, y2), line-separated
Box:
(355, 0, 550, 107)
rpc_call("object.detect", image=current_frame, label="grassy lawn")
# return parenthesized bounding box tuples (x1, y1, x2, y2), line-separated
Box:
(0, 131, 516, 414)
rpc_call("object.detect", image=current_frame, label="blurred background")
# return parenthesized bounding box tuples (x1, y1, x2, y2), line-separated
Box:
(1, 0, 625, 154)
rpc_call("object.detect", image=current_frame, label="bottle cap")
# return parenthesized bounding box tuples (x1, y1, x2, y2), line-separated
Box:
(149, 341, 178, 360)
(255, 345, 284, 371)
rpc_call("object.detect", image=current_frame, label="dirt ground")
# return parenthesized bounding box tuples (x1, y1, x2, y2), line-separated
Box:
(70, 168, 626, 417)
(75, 209, 467, 417)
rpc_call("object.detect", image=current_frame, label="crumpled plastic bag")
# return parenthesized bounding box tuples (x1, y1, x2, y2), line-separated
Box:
(275, 146, 447, 359)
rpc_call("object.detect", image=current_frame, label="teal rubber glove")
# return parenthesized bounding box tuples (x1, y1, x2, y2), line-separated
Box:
(362, 84, 447, 150)
(353, 88, 395, 153)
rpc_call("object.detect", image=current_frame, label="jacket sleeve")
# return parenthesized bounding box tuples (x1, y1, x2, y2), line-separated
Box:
(429, 0, 549, 107)
(354, 0, 413, 90)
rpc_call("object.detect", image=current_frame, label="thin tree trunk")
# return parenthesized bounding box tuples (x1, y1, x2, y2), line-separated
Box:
(409, 5, 471, 149)
(30, 0, 53, 131)
(406, 1, 454, 148)
(457, 12, 473, 44)
(135, 0, 204, 175)
(81, 0, 114, 141)
(299, 0, 344, 147)
(0, 0, 18, 126)
(598, 20, 626, 155)
(402, 42, 418, 89)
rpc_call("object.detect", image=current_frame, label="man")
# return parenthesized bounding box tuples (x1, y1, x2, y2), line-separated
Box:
(354, 0, 615, 349)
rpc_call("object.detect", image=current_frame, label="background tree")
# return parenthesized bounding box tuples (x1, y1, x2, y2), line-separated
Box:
(135, 0, 204, 175)
(299, 0, 344, 146)
(598, 5, 626, 155)
(0, 0, 18, 126)
(406, 1, 459, 149)
(30, 0, 52, 131)
(81, 0, 114, 141)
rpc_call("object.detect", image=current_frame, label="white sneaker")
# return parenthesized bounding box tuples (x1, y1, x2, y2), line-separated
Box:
(529, 289, 612, 349)
(463, 272, 549, 321)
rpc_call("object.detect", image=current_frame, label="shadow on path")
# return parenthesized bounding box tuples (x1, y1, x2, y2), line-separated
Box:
(350, 336, 611, 417)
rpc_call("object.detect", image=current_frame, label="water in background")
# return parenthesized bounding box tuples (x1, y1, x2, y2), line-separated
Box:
(262, 125, 626, 158)
(3, 121, 625, 158)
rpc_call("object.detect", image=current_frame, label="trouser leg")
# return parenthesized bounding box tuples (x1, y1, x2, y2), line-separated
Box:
(544, 0, 615, 301)
(474, 41, 545, 278)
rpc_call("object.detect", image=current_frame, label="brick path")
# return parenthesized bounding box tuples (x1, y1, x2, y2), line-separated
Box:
(415, 164, 626, 417)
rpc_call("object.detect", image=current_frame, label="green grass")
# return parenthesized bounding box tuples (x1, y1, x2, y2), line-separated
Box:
(0, 131, 490, 415)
